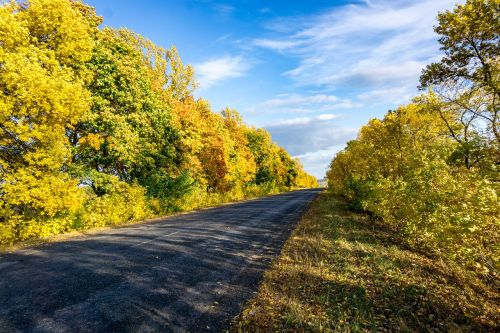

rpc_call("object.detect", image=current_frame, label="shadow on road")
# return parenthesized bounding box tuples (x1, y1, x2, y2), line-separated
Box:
(0, 189, 322, 332)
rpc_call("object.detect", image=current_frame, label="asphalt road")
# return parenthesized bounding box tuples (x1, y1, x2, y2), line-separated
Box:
(0, 189, 322, 333)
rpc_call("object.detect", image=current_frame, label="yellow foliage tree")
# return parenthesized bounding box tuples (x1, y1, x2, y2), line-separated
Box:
(0, 0, 316, 244)
(327, 101, 499, 275)
(0, 0, 95, 242)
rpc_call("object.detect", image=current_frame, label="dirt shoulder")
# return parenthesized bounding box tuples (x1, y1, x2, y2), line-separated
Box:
(231, 192, 499, 332)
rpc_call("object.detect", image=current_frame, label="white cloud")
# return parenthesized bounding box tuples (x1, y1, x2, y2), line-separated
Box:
(253, 39, 305, 51)
(250, 0, 461, 177)
(249, 93, 360, 114)
(357, 86, 414, 104)
(295, 146, 343, 162)
(254, 96, 359, 178)
(316, 113, 338, 121)
(265, 115, 357, 157)
(254, 0, 459, 99)
(263, 113, 341, 127)
(195, 56, 250, 89)
(294, 145, 347, 178)
(263, 94, 339, 107)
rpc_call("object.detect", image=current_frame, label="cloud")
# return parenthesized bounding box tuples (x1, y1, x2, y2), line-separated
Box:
(254, 0, 458, 100)
(251, 1, 460, 177)
(263, 113, 341, 127)
(212, 33, 232, 44)
(253, 39, 305, 51)
(250, 94, 358, 177)
(357, 86, 414, 104)
(194, 56, 250, 89)
(294, 145, 347, 179)
(265, 115, 357, 156)
(249, 93, 360, 114)
(263, 94, 340, 107)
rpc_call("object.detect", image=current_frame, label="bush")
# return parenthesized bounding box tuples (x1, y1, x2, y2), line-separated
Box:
(79, 180, 151, 229)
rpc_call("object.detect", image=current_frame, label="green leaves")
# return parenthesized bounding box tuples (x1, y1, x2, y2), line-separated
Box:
(420, 0, 500, 145)
(0, 0, 314, 245)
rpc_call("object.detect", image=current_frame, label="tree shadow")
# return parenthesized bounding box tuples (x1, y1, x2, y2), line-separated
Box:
(0, 189, 322, 332)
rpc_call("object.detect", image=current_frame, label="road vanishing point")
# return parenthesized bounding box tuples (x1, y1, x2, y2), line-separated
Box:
(0, 189, 322, 333)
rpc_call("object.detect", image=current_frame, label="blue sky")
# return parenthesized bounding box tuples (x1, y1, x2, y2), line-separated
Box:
(86, 0, 459, 178)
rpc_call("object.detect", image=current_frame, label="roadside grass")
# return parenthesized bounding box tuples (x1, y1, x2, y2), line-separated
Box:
(231, 192, 500, 332)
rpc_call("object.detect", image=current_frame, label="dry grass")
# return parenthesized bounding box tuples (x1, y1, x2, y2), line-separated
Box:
(231, 192, 500, 332)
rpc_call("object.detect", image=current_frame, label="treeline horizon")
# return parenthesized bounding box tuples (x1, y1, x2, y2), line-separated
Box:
(327, 0, 499, 278)
(0, 0, 317, 245)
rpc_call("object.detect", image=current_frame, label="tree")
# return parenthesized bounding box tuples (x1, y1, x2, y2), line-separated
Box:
(327, 102, 499, 275)
(0, 0, 98, 242)
(72, 28, 182, 199)
(0, 0, 316, 243)
(220, 108, 256, 190)
(420, 0, 500, 144)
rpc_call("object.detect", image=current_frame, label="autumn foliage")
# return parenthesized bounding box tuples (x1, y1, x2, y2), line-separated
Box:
(327, 0, 499, 277)
(0, 0, 317, 245)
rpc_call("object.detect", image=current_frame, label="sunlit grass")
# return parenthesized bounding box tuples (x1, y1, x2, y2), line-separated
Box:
(231, 192, 499, 332)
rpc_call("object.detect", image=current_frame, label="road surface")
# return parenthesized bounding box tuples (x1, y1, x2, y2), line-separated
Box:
(0, 189, 321, 333)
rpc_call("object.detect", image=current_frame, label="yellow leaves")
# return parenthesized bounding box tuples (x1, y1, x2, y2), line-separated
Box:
(0, 0, 315, 246)
(2, 168, 84, 218)
(295, 159, 319, 188)
(80, 181, 150, 228)
(0, 2, 29, 51)
(0, 0, 95, 242)
(79, 133, 105, 150)
(0, 43, 90, 145)
(170, 97, 260, 192)
(327, 97, 499, 277)
(0, 0, 92, 155)
(21, 0, 95, 65)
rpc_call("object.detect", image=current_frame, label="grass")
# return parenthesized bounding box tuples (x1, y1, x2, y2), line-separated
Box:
(230, 192, 500, 332)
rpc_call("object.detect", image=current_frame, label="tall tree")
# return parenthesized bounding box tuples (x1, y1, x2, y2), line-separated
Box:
(420, 0, 499, 144)
(0, 0, 95, 240)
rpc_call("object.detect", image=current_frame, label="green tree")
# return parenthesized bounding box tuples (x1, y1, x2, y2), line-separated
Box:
(73, 28, 182, 200)
(420, 0, 499, 144)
